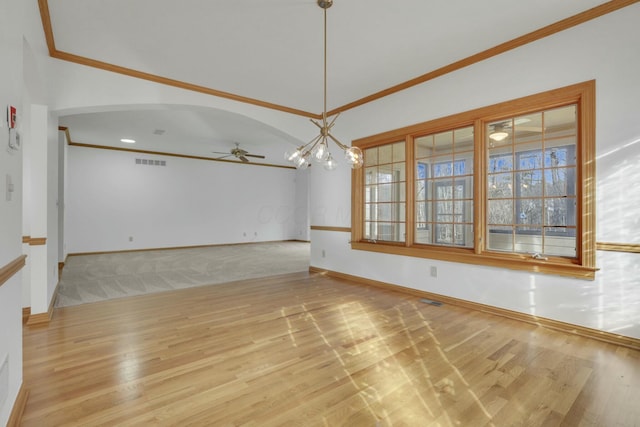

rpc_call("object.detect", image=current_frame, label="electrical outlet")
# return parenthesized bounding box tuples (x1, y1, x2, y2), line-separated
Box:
(322, 250, 326, 258)
(430, 266, 437, 278)
(129, 236, 133, 242)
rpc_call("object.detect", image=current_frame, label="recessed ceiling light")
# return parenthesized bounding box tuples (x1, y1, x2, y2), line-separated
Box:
(120, 138, 136, 144)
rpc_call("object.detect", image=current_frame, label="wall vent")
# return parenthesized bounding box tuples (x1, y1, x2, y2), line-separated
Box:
(135, 158, 166, 166)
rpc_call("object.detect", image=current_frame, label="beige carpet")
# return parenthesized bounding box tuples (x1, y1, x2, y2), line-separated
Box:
(55, 241, 310, 308)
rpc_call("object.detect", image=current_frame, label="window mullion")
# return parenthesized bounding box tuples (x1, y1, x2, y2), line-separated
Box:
(405, 135, 415, 247)
(474, 119, 484, 254)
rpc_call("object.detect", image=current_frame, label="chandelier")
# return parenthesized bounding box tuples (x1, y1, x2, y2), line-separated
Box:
(285, 0, 363, 170)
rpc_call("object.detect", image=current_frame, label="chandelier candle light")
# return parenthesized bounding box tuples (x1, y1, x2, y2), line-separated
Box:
(285, 0, 363, 170)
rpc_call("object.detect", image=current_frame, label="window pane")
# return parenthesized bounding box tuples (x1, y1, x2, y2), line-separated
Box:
(488, 199, 513, 225)
(456, 200, 473, 220)
(489, 151, 513, 172)
(364, 185, 373, 203)
(488, 173, 513, 198)
(377, 204, 392, 221)
(545, 198, 576, 226)
(379, 145, 392, 164)
(514, 112, 543, 144)
(514, 226, 543, 254)
(455, 224, 473, 247)
(544, 227, 576, 257)
(544, 167, 575, 197)
(376, 222, 402, 242)
(455, 127, 474, 151)
(365, 167, 377, 184)
(433, 157, 454, 177)
(393, 142, 405, 162)
(415, 135, 433, 159)
(545, 146, 574, 167)
(364, 221, 372, 239)
(545, 105, 577, 139)
(487, 226, 513, 252)
(434, 131, 453, 151)
(416, 179, 426, 201)
(435, 224, 454, 244)
(517, 171, 542, 197)
(454, 156, 473, 175)
(516, 147, 543, 170)
(364, 147, 378, 166)
(393, 162, 406, 182)
(517, 198, 543, 226)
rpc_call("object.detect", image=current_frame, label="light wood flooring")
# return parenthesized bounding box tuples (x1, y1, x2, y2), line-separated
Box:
(22, 272, 640, 426)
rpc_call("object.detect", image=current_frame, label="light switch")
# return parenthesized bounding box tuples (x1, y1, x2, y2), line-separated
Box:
(6, 174, 14, 201)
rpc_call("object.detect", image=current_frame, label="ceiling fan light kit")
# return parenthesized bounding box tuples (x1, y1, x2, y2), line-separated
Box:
(284, 0, 363, 171)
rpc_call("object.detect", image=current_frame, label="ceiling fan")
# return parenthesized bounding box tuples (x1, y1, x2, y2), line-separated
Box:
(489, 119, 543, 142)
(213, 142, 266, 163)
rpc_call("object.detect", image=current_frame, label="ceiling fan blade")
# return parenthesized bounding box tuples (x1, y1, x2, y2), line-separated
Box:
(515, 126, 543, 132)
(212, 151, 230, 155)
(216, 154, 234, 159)
(245, 154, 266, 159)
(239, 156, 250, 162)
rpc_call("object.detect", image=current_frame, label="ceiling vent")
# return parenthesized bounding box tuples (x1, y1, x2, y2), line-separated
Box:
(135, 158, 166, 166)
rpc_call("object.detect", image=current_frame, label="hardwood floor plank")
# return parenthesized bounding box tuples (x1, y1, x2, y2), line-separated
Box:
(22, 272, 640, 426)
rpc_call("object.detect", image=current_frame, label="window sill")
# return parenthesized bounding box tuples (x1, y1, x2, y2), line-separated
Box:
(350, 241, 597, 280)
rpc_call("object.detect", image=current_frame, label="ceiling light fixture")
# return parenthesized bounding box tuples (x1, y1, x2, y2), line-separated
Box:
(489, 124, 508, 142)
(120, 138, 136, 144)
(285, 0, 363, 171)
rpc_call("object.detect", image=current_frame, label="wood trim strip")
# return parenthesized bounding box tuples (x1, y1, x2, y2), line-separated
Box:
(26, 280, 60, 327)
(597, 242, 640, 253)
(309, 266, 640, 351)
(38, 0, 637, 119)
(29, 237, 47, 246)
(25, 311, 51, 326)
(327, 0, 640, 116)
(310, 226, 351, 233)
(37, 0, 55, 55)
(22, 307, 31, 324)
(22, 236, 31, 244)
(7, 383, 29, 427)
(68, 141, 296, 170)
(59, 126, 71, 144)
(0, 255, 27, 288)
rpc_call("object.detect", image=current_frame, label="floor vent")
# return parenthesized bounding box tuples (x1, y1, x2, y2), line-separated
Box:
(135, 158, 166, 166)
(420, 298, 443, 307)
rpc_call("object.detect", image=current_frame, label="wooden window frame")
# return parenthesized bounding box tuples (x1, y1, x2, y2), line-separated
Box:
(351, 80, 597, 279)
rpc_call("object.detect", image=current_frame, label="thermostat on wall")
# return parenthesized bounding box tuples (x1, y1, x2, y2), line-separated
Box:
(8, 129, 20, 150)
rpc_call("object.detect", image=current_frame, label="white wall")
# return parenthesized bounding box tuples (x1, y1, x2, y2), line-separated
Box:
(66, 146, 301, 253)
(0, 0, 25, 423)
(293, 169, 310, 241)
(46, 109, 59, 303)
(310, 4, 640, 339)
